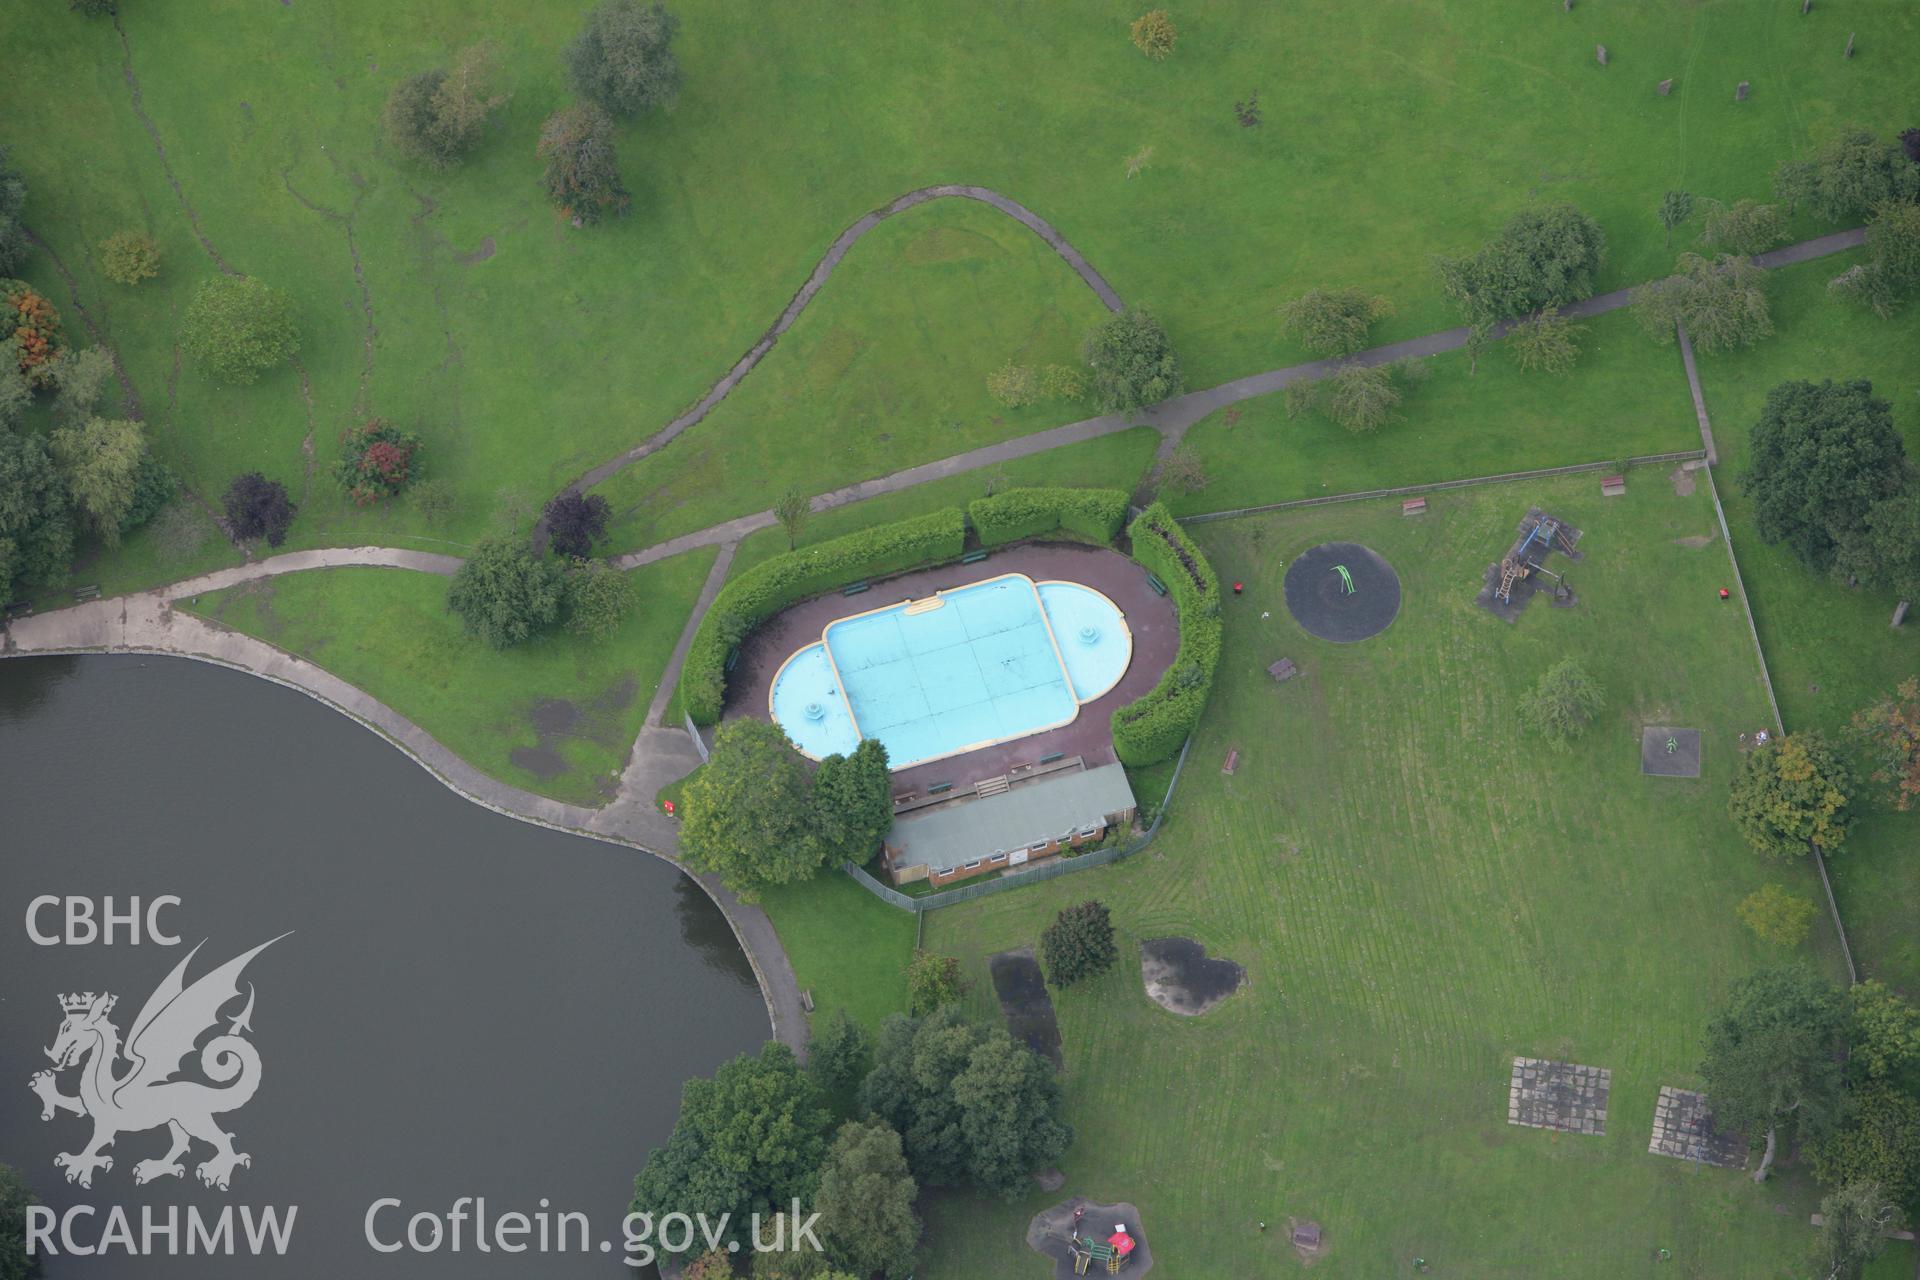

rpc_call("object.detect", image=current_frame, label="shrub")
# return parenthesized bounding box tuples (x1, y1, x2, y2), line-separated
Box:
(1700, 199, 1786, 257)
(1083, 307, 1181, 411)
(120, 453, 175, 536)
(679, 508, 967, 723)
(1438, 204, 1606, 328)
(1848, 677, 1920, 813)
(1728, 732, 1856, 860)
(1, 278, 63, 388)
(99, 230, 161, 285)
(447, 536, 564, 649)
(542, 490, 611, 558)
(1321, 362, 1400, 432)
(1737, 883, 1817, 947)
(1813, 1086, 1920, 1206)
(409, 476, 457, 528)
(382, 44, 504, 170)
(1112, 503, 1220, 765)
(1278, 286, 1393, 357)
(1129, 9, 1177, 60)
(985, 361, 1040, 408)
(1507, 306, 1583, 374)
(562, 558, 634, 640)
(966, 486, 1128, 549)
(566, 0, 681, 118)
(222, 472, 295, 547)
(334, 419, 420, 505)
(1849, 980, 1920, 1081)
(1039, 901, 1117, 987)
(537, 103, 630, 225)
(905, 950, 968, 1016)
(181, 275, 298, 384)
(1039, 363, 1085, 402)
(1519, 657, 1604, 749)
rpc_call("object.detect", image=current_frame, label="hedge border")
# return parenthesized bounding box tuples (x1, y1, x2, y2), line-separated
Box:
(967, 486, 1129, 549)
(1111, 502, 1221, 766)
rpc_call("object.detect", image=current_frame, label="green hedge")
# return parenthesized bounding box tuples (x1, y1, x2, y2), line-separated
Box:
(1112, 502, 1221, 766)
(679, 508, 968, 724)
(966, 486, 1130, 548)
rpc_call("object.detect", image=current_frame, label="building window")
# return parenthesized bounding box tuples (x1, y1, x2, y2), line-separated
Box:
(1078, 824, 1102, 836)
(962, 860, 982, 872)
(987, 853, 1006, 864)
(1028, 840, 1049, 853)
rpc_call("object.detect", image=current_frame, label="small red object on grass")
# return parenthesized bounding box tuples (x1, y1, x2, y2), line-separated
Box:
(1718, 588, 1730, 600)
(1233, 582, 1244, 594)
(663, 799, 676, 815)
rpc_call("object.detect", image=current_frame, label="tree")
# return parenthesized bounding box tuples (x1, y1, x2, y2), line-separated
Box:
(986, 361, 1040, 408)
(1774, 128, 1920, 222)
(682, 1252, 735, 1280)
(1740, 379, 1909, 572)
(335, 419, 420, 505)
(446, 536, 564, 649)
(1278, 286, 1393, 357)
(1631, 252, 1773, 354)
(1506, 306, 1582, 374)
(813, 737, 893, 860)
(680, 718, 828, 900)
(1701, 199, 1786, 257)
(806, 1008, 872, 1115)
(1039, 901, 1117, 987)
(1818, 1182, 1902, 1280)
(1738, 883, 1817, 947)
(2, 278, 62, 388)
(562, 558, 634, 640)
(1848, 980, 1920, 1081)
(1155, 442, 1208, 498)
(99, 230, 161, 285)
(1437, 204, 1606, 329)
(566, 0, 681, 117)
(0, 1161, 43, 1280)
(50, 344, 114, 425)
(0, 361, 27, 431)
(1829, 201, 1920, 319)
(629, 1042, 831, 1259)
(1834, 489, 1920, 603)
(119, 452, 174, 537)
(1082, 307, 1181, 411)
(860, 1007, 1072, 1196)
(1728, 732, 1856, 860)
(1700, 965, 1849, 1181)
(1518, 657, 1604, 749)
(0, 146, 28, 276)
(382, 44, 505, 170)
(0, 430, 70, 601)
(542, 490, 611, 558)
(1129, 9, 1177, 60)
(181, 275, 298, 384)
(774, 486, 810, 550)
(1814, 1086, 1920, 1205)
(904, 950, 968, 1016)
(1849, 678, 1920, 813)
(1321, 362, 1399, 432)
(537, 103, 630, 225)
(410, 476, 457, 528)
(222, 472, 295, 547)
(1657, 189, 1694, 247)
(815, 1119, 919, 1280)
(51, 417, 146, 546)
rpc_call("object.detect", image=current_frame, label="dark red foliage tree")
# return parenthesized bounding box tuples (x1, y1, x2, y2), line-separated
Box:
(223, 472, 295, 547)
(543, 490, 611, 558)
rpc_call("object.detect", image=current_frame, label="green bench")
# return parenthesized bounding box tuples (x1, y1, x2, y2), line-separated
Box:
(1145, 573, 1168, 597)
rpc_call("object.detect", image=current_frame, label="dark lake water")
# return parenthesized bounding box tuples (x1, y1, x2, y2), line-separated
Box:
(0, 656, 767, 1277)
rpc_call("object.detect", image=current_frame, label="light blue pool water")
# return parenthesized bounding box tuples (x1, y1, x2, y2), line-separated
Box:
(770, 574, 1131, 767)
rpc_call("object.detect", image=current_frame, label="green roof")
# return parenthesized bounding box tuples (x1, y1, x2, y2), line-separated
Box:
(887, 763, 1137, 876)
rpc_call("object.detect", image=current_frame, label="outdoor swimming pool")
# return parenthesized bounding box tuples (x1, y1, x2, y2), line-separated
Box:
(770, 574, 1132, 768)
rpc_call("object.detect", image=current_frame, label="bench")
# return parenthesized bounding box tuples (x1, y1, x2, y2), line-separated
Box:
(842, 581, 870, 597)
(1402, 497, 1428, 516)
(1145, 573, 1169, 597)
(724, 647, 741, 672)
(2, 600, 31, 621)
(1267, 658, 1298, 682)
(961, 549, 989, 564)
(1039, 750, 1065, 764)
(1222, 747, 1239, 775)
(1893, 599, 1909, 629)
(72, 584, 101, 601)
(1600, 475, 1626, 497)
(928, 781, 954, 795)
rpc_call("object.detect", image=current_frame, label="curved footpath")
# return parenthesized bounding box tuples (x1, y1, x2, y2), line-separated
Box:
(0, 221, 1869, 1060)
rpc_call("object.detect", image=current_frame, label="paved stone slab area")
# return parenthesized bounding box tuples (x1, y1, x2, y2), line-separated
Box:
(1507, 1057, 1611, 1135)
(1649, 1086, 1747, 1168)
(1642, 726, 1702, 777)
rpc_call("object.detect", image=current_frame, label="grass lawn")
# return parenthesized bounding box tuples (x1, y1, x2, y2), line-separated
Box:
(4, 0, 1910, 592)
(758, 873, 918, 1035)
(911, 473, 1850, 1278)
(1164, 305, 1704, 516)
(180, 549, 716, 804)
(1691, 256, 1920, 993)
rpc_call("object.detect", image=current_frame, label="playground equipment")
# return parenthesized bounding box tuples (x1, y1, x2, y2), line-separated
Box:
(1495, 512, 1580, 605)
(1068, 1223, 1138, 1274)
(1332, 564, 1356, 595)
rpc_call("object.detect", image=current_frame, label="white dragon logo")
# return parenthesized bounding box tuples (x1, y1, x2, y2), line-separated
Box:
(28, 936, 287, 1191)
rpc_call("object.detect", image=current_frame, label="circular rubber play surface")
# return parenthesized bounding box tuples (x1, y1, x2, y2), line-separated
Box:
(1283, 542, 1401, 643)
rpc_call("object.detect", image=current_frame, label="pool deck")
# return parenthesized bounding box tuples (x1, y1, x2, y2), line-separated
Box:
(726, 542, 1179, 791)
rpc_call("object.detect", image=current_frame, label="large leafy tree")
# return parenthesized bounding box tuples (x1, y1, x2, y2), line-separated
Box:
(543, 490, 610, 558)
(679, 718, 828, 900)
(1082, 307, 1181, 411)
(1700, 965, 1849, 1180)
(1519, 656, 1604, 749)
(1727, 732, 1855, 860)
(1849, 980, 1920, 1082)
(815, 1119, 920, 1280)
(222, 472, 295, 547)
(629, 1042, 830, 1259)
(1834, 488, 1920, 603)
(565, 0, 681, 118)
(1739, 379, 1909, 573)
(446, 536, 564, 649)
(382, 43, 504, 170)
(903, 950, 968, 1017)
(0, 430, 74, 600)
(1278, 286, 1393, 357)
(537, 103, 630, 225)
(1774, 127, 1920, 222)
(1039, 900, 1117, 987)
(51, 417, 146, 546)
(0, 1161, 43, 1280)
(1830, 201, 1920, 319)
(1848, 678, 1920, 814)
(812, 738, 893, 861)
(1631, 252, 1773, 354)
(1437, 203, 1606, 329)
(806, 1008, 872, 1116)
(50, 344, 115, 425)
(181, 275, 299, 385)
(561, 558, 633, 640)
(860, 1007, 1072, 1197)
(1813, 1085, 1920, 1205)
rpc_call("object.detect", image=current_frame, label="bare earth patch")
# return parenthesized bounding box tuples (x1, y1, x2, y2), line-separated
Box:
(1672, 533, 1715, 549)
(457, 235, 496, 266)
(1669, 463, 1697, 497)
